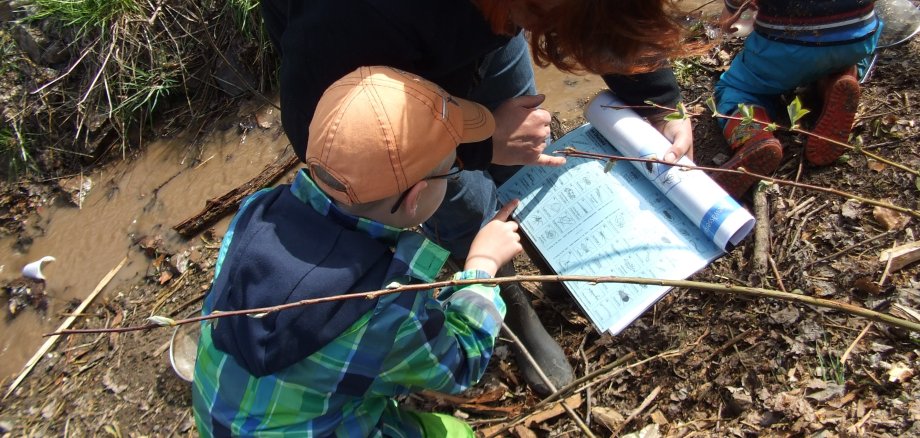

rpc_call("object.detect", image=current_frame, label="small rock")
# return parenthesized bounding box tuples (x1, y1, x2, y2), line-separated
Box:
(712, 152, 730, 166)
(0, 420, 14, 433)
(873, 205, 910, 230)
(870, 342, 894, 353)
(103, 371, 128, 394)
(888, 363, 914, 383)
(255, 112, 274, 129)
(57, 176, 93, 208)
(840, 199, 861, 220)
(806, 383, 845, 402)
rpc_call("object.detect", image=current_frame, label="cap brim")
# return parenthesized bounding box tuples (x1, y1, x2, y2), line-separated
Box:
(454, 97, 495, 143)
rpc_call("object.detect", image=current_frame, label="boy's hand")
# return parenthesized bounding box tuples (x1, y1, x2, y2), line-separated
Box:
(465, 200, 523, 277)
(491, 95, 566, 167)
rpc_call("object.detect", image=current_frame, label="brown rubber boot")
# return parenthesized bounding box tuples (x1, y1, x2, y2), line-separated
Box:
(712, 106, 784, 199)
(805, 66, 859, 166)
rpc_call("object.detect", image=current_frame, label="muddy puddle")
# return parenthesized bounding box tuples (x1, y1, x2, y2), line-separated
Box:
(0, 102, 291, 379)
(0, 0, 722, 382)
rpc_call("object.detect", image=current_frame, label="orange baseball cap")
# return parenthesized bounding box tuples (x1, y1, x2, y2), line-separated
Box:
(306, 66, 495, 205)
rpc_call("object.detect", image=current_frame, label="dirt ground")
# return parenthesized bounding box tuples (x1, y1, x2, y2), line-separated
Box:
(1, 24, 919, 438)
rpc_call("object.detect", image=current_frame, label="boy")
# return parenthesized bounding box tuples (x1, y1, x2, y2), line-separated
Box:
(712, 0, 881, 198)
(260, 0, 700, 394)
(192, 66, 523, 436)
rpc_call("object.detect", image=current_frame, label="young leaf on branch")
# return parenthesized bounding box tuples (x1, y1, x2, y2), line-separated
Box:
(786, 97, 811, 130)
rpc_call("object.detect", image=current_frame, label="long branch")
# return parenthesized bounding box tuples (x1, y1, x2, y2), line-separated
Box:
(47, 274, 920, 336)
(604, 103, 920, 177)
(558, 148, 920, 219)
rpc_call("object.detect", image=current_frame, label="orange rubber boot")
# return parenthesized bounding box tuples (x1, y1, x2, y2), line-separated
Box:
(712, 106, 783, 199)
(805, 66, 859, 166)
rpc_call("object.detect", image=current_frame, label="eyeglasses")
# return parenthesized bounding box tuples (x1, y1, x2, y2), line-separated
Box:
(390, 158, 464, 214)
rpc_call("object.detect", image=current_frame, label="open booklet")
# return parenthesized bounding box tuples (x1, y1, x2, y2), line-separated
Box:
(497, 91, 755, 335)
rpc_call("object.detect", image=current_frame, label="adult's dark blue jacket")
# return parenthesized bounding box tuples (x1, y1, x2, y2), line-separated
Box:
(260, 0, 682, 167)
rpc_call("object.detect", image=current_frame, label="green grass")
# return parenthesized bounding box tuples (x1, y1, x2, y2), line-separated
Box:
(815, 340, 846, 385)
(672, 57, 706, 85)
(27, 0, 141, 35)
(225, 0, 261, 38)
(0, 126, 34, 180)
(114, 64, 179, 116)
(0, 31, 18, 76)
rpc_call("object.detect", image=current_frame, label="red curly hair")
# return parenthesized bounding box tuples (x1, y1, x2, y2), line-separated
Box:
(475, 0, 687, 75)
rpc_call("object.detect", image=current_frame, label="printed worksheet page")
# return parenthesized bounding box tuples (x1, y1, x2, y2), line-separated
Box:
(498, 124, 723, 334)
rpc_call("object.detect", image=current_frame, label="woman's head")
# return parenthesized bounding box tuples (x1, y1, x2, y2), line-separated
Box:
(476, 0, 686, 75)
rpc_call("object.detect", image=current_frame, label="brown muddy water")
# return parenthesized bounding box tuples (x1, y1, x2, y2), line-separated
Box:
(0, 103, 290, 379)
(0, 0, 722, 381)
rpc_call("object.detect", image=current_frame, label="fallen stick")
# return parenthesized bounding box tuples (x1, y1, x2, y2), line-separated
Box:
(50, 273, 920, 336)
(483, 352, 645, 438)
(803, 230, 897, 269)
(840, 322, 873, 365)
(4, 256, 128, 399)
(173, 151, 299, 238)
(610, 385, 662, 437)
(752, 183, 770, 280)
(500, 324, 596, 438)
(878, 241, 920, 272)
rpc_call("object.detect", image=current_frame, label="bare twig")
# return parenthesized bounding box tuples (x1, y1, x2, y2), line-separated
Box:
(602, 103, 920, 177)
(47, 273, 920, 337)
(878, 250, 895, 287)
(77, 36, 116, 106)
(558, 149, 920, 219)
(704, 328, 760, 362)
(752, 183, 770, 279)
(30, 37, 101, 95)
(785, 201, 831, 260)
(803, 230, 897, 269)
(483, 352, 642, 437)
(501, 325, 597, 438)
(768, 256, 787, 293)
(840, 323, 873, 365)
(610, 385, 662, 437)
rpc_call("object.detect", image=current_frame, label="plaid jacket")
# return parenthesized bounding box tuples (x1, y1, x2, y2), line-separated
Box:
(192, 170, 506, 436)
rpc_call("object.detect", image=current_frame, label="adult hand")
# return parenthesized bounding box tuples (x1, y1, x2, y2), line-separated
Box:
(491, 95, 566, 167)
(649, 113, 694, 163)
(465, 200, 523, 277)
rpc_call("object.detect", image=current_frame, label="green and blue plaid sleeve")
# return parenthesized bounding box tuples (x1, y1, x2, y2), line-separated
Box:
(372, 270, 505, 396)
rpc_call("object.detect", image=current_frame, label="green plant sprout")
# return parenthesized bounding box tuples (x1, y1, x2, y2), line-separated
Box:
(815, 339, 846, 385)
